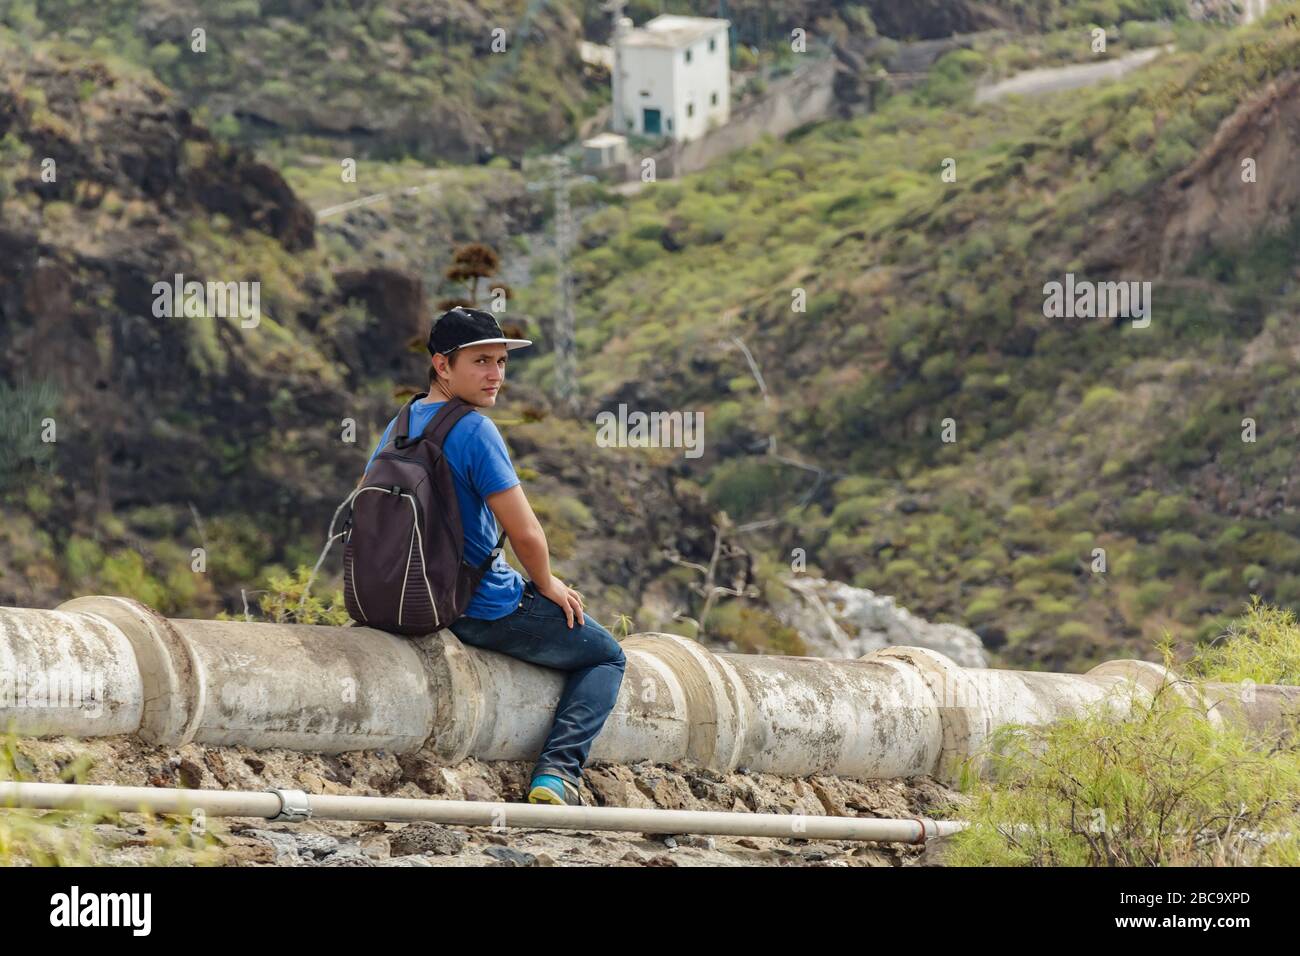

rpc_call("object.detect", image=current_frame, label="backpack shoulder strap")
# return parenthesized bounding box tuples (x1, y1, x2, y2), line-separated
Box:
(413, 396, 509, 571)
(392, 392, 428, 450)
(423, 396, 479, 448)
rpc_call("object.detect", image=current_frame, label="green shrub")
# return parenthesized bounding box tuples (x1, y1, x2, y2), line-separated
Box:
(1080, 385, 1122, 412)
(705, 602, 805, 655)
(938, 686, 1300, 865)
(830, 495, 880, 528)
(1183, 598, 1300, 686)
(0, 377, 59, 493)
(1006, 504, 1035, 525)
(706, 458, 794, 519)
(1242, 564, 1267, 588)
(939, 602, 1300, 865)
(1134, 580, 1173, 614)
(216, 564, 351, 626)
(963, 594, 1001, 622)
(884, 558, 928, 581)
(1150, 495, 1187, 527)
(143, 39, 182, 70)
(1033, 595, 1074, 615)
(1157, 531, 1202, 568)
(1215, 525, 1248, 548)
(1055, 620, 1094, 642)
(98, 550, 169, 611)
(1200, 568, 1233, 593)
(912, 49, 984, 108)
(63, 536, 104, 583)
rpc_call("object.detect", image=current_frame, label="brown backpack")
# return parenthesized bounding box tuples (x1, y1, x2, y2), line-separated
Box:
(341, 394, 506, 635)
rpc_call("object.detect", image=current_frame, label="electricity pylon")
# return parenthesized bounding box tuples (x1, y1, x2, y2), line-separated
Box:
(524, 155, 594, 415)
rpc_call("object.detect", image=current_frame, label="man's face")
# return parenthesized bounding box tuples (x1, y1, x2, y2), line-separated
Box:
(436, 343, 507, 407)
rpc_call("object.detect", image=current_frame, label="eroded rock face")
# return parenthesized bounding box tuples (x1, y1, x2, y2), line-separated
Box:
(773, 575, 989, 667)
(179, 117, 315, 253)
(1154, 73, 1300, 269)
(0, 47, 322, 528)
(1089, 73, 1300, 276)
(332, 267, 430, 383)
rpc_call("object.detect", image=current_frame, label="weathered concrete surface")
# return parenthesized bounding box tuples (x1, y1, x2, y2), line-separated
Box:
(1, 596, 1292, 785)
(0, 605, 142, 737)
(173, 617, 435, 752)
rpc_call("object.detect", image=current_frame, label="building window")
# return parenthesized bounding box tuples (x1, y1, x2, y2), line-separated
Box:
(687, 103, 694, 117)
(685, 48, 692, 63)
(639, 90, 650, 97)
(709, 37, 716, 52)
(627, 118, 634, 130)
(666, 117, 673, 131)
(710, 91, 718, 106)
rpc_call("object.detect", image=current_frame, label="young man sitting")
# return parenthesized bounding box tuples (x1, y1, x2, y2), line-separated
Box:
(363, 307, 626, 806)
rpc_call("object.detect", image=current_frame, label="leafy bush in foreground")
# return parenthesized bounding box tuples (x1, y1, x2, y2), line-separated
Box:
(938, 602, 1300, 866)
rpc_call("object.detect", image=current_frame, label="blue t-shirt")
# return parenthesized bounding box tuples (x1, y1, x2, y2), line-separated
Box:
(365, 400, 524, 621)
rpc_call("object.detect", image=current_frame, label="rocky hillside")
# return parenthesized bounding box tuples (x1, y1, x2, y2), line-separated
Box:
(1, 1, 1212, 167)
(5, 5, 1298, 675)
(0, 0, 602, 163)
(0, 34, 386, 611)
(0, 31, 789, 651)
(517, 6, 1300, 670)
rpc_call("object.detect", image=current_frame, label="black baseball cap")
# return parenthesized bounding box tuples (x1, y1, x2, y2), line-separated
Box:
(428, 307, 532, 356)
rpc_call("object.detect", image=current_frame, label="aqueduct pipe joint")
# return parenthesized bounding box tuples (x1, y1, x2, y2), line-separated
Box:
(0, 595, 1293, 784)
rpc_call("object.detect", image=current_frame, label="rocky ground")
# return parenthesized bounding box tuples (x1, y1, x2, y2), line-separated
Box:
(4, 736, 968, 867)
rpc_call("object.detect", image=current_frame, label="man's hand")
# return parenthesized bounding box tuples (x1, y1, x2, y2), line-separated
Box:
(487, 485, 585, 625)
(537, 575, 585, 629)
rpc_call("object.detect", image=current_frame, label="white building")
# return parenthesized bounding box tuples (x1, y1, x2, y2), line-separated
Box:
(611, 14, 730, 142)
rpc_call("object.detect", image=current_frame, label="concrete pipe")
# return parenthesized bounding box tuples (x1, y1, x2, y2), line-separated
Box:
(0, 596, 1294, 784)
(0, 603, 143, 738)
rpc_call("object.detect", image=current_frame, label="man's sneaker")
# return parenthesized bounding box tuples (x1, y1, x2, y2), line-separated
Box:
(527, 773, 583, 806)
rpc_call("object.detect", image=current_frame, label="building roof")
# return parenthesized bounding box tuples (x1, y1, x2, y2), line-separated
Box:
(583, 132, 626, 148)
(619, 14, 729, 50)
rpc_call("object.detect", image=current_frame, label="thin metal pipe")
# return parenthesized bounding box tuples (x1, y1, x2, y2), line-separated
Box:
(0, 781, 966, 844)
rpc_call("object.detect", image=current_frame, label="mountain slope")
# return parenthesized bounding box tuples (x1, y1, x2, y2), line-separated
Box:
(0, 29, 743, 638)
(518, 6, 1300, 669)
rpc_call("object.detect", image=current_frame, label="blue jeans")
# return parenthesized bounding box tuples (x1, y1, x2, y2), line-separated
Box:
(449, 579, 626, 787)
